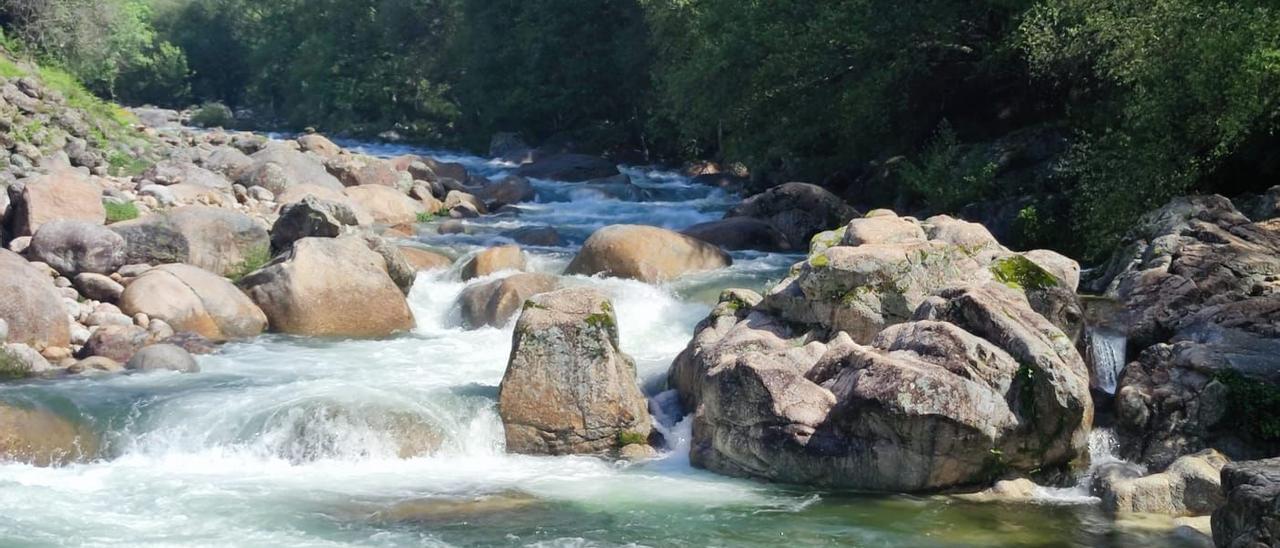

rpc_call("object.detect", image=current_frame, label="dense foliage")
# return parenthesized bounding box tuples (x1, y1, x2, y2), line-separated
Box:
(5, 0, 1280, 259)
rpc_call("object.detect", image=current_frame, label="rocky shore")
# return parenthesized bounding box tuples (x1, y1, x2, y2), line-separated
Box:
(0, 61, 1276, 546)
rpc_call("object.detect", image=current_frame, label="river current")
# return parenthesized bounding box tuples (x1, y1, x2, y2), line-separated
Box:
(0, 139, 1207, 547)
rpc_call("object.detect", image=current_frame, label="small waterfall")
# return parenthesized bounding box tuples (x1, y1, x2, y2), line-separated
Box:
(1088, 327, 1128, 394)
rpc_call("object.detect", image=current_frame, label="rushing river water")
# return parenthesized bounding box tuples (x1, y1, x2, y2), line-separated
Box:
(0, 140, 1209, 547)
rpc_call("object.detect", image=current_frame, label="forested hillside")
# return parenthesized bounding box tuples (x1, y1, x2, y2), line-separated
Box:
(4, 0, 1280, 259)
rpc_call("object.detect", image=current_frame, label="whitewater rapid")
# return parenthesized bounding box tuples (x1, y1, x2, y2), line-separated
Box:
(0, 140, 1199, 547)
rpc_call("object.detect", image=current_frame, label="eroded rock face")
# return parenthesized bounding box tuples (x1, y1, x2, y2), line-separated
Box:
(28, 219, 126, 276)
(1213, 457, 1280, 548)
(566, 224, 732, 283)
(457, 273, 560, 329)
(111, 206, 269, 277)
(725, 182, 859, 247)
(1087, 195, 1280, 469)
(1088, 195, 1280, 348)
(498, 288, 651, 456)
(674, 283, 1093, 492)
(239, 237, 413, 338)
(120, 264, 267, 342)
(0, 249, 70, 350)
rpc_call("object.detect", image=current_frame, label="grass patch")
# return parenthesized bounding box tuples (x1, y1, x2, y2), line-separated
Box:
(616, 431, 647, 447)
(990, 255, 1059, 291)
(190, 102, 233, 128)
(104, 201, 140, 223)
(227, 244, 271, 282)
(0, 55, 24, 79)
(0, 347, 31, 380)
(106, 150, 150, 177)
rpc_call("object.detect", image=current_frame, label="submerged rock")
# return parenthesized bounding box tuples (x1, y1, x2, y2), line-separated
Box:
(0, 402, 98, 465)
(515, 153, 619, 182)
(566, 224, 731, 283)
(498, 288, 652, 456)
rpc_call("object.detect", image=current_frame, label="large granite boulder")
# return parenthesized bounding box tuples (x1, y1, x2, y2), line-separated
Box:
(498, 288, 652, 455)
(343, 185, 425, 225)
(475, 175, 535, 208)
(0, 250, 70, 350)
(237, 142, 344, 194)
(110, 206, 269, 277)
(515, 154, 619, 182)
(457, 273, 561, 329)
(672, 282, 1093, 492)
(0, 402, 98, 465)
(681, 217, 792, 252)
(125, 343, 200, 373)
(120, 264, 267, 342)
(9, 167, 105, 236)
(27, 220, 126, 276)
(142, 160, 232, 190)
(297, 134, 342, 158)
(1213, 457, 1280, 548)
(725, 182, 858, 247)
(238, 237, 413, 338)
(566, 225, 732, 283)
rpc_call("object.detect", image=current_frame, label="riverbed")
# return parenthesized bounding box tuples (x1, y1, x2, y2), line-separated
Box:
(0, 140, 1207, 547)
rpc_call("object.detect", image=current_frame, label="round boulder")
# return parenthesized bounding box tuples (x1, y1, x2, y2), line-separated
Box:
(125, 343, 200, 373)
(566, 224, 732, 283)
(120, 264, 267, 342)
(461, 245, 526, 281)
(726, 182, 859, 247)
(28, 219, 126, 276)
(239, 237, 414, 338)
(457, 273, 561, 329)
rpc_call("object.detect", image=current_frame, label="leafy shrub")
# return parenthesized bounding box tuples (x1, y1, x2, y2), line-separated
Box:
(189, 102, 233, 128)
(227, 244, 270, 282)
(899, 123, 998, 212)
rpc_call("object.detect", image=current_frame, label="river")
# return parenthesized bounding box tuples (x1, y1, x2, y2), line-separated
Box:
(0, 139, 1207, 547)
